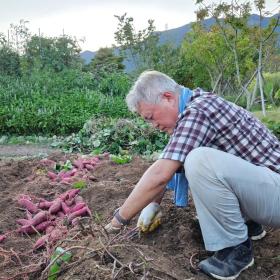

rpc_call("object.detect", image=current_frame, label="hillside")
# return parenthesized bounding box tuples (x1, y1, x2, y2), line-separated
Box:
(80, 13, 280, 70)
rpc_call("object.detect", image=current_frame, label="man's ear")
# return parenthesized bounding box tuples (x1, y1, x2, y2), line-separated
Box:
(162, 92, 176, 103)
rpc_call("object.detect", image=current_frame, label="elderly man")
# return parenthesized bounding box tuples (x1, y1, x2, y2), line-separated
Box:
(105, 70, 280, 280)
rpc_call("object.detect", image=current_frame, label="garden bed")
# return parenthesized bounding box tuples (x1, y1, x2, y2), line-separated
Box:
(0, 153, 279, 280)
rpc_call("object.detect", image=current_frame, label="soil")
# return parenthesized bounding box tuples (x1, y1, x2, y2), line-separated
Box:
(0, 152, 279, 280)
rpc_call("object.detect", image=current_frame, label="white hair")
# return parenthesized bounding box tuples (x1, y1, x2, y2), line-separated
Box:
(126, 70, 181, 112)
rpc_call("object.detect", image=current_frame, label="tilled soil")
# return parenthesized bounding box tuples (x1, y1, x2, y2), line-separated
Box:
(0, 153, 279, 280)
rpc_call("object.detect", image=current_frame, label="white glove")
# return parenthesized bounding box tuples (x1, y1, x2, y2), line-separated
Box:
(137, 202, 162, 233)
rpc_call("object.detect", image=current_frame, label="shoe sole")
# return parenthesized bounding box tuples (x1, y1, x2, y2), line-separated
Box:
(209, 258, 254, 280)
(251, 230, 266, 241)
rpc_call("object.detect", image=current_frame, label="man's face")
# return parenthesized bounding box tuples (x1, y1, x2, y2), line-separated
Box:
(138, 92, 179, 134)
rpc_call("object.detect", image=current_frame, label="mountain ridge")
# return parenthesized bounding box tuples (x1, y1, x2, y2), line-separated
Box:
(81, 13, 279, 70)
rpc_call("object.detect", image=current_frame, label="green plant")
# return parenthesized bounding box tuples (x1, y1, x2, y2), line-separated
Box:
(110, 154, 132, 164)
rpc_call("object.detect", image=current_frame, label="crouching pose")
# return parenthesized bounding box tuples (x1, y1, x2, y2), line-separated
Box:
(105, 70, 280, 280)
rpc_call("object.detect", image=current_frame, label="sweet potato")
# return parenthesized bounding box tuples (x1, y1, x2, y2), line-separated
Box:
(65, 198, 74, 207)
(0, 235, 6, 243)
(70, 203, 86, 213)
(35, 221, 53, 232)
(61, 202, 71, 215)
(57, 211, 65, 218)
(68, 207, 89, 222)
(85, 164, 94, 171)
(46, 225, 55, 234)
(38, 200, 52, 210)
(31, 211, 49, 226)
(48, 229, 63, 243)
(73, 159, 84, 169)
(33, 234, 49, 250)
(17, 225, 35, 234)
(18, 198, 38, 214)
(67, 189, 80, 199)
(16, 219, 30, 226)
(49, 199, 62, 214)
(47, 171, 57, 181)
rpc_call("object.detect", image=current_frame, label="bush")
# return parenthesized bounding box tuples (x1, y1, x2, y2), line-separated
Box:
(0, 70, 132, 135)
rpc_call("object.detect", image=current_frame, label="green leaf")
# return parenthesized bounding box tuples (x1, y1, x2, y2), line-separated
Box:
(110, 154, 132, 164)
(73, 180, 87, 189)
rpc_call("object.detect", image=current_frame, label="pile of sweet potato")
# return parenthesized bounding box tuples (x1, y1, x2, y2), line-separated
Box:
(41, 156, 100, 184)
(0, 189, 92, 250)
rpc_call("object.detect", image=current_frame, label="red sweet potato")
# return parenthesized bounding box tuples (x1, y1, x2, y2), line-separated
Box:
(70, 202, 86, 213)
(67, 189, 80, 199)
(18, 198, 38, 214)
(33, 234, 49, 250)
(38, 199, 52, 210)
(16, 219, 30, 226)
(48, 171, 57, 181)
(35, 221, 53, 232)
(46, 225, 55, 234)
(85, 164, 94, 171)
(57, 211, 65, 218)
(61, 202, 71, 215)
(73, 159, 84, 169)
(49, 199, 62, 214)
(0, 235, 6, 243)
(68, 207, 89, 222)
(65, 198, 74, 207)
(31, 211, 49, 226)
(17, 225, 35, 234)
(48, 229, 63, 243)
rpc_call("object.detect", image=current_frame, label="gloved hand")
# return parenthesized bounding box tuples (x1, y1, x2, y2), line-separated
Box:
(137, 202, 162, 233)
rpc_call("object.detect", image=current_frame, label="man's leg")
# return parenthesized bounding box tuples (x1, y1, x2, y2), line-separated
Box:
(184, 147, 280, 251)
(184, 147, 280, 279)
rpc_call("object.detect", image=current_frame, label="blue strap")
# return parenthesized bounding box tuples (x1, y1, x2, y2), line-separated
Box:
(167, 87, 192, 207)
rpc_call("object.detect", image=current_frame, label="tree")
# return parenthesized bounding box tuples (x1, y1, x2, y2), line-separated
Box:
(114, 13, 158, 72)
(86, 47, 124, 79)
(195, 0, 280, 114)
(114, 13, 181, 78)
(23, 35, 82, 73)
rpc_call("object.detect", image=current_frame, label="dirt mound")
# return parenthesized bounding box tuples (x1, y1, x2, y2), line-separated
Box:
(0, 155, 279, 280)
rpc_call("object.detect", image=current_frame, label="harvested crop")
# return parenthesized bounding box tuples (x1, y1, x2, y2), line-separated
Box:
(33, 234, 49, 250)
(0, 235, 6, 243)
(68, 207, 89, 222)
(49, 199, 62, 214)
(18, 197, 38, 214)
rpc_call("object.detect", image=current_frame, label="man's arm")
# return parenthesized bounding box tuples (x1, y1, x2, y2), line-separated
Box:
(111, 158, 181, 227)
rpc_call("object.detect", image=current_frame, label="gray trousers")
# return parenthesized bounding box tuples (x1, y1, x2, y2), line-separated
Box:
(184, 147, 280, 251)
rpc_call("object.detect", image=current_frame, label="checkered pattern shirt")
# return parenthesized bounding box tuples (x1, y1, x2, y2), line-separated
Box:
(159, 89, 280, 174)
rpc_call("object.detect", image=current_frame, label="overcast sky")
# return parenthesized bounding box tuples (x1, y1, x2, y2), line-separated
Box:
(0, 0, 279, 51)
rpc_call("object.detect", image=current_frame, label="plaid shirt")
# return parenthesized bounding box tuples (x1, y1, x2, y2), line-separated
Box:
(160, 89, 280, 174)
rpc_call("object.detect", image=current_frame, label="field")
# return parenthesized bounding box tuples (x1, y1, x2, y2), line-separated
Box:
(0, 151, 280, 280)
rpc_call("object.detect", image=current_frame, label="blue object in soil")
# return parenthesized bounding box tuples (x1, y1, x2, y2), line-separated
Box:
(167, 87, 193, 207)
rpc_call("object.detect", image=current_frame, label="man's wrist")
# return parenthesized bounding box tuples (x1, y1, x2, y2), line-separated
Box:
(113, 208, 130, 226)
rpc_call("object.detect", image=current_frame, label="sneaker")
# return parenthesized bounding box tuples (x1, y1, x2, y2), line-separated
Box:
(246, 221, 266, 241)
(198, 238, 254, 280)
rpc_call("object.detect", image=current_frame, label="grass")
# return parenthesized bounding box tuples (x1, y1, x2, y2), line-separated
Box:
(253, 107, 280, 122)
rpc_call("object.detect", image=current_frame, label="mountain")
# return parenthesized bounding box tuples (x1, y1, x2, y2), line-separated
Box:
(80, 13, 279, 69)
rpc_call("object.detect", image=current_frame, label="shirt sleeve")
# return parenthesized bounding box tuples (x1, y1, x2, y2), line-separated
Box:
(159, 108, 216, 162)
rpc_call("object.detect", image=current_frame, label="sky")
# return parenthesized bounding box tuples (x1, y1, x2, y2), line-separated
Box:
(0, 0, 279, 52)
